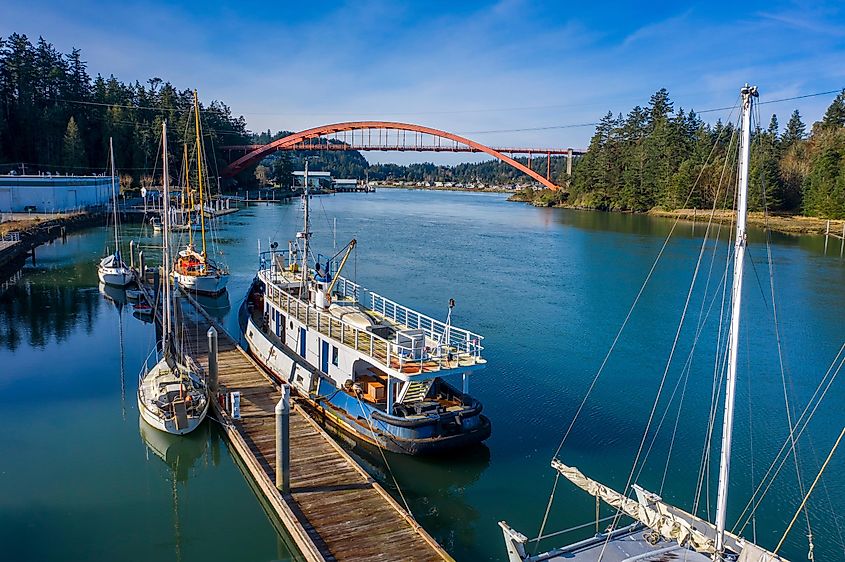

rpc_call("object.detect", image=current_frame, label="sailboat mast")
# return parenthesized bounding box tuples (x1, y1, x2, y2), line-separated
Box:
(193, 90, 207, 263)
(109, 137, 120, 259)
(714, 84, 757, 556)
(300, 159, 311, 297)
(162, 121, 173, 349)
(184, 144, 193, 249)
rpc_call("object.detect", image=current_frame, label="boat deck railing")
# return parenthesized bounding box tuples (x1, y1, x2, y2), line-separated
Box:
(258, 264, 484, 376)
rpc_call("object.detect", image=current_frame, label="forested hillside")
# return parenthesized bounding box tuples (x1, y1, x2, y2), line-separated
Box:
(562, 88, 845, 218)
(0, 33, 251, 188)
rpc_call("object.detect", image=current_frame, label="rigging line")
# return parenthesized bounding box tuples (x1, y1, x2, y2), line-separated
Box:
(353, 395, 414, 517)
(532, 514, 620, 542)
(805, 431, 845, 559)
(693, 152, 738, 520)
(757, 103, 815, 557)
(774, 426, 845, 555)
(624, 185, 717, 509)
(746, 327, 757, 544)
(733, 344, 845, 535)
(637, 148, 735, 488)
(637, 228, 724, 486)
(593, 100, 742, 561)
(535, 97, 740, 551)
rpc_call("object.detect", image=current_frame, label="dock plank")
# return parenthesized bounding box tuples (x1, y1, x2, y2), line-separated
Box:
(172, 287, 451, 562)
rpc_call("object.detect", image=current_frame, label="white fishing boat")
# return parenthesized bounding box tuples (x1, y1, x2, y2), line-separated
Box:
(500, 86, 834, 562)
(97, 138, 132, 287)
(137, 121, 208, 436)
(171, 91, 229, 296)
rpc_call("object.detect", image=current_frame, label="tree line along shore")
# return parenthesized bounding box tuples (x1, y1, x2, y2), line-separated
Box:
(511, 87, 845, 231)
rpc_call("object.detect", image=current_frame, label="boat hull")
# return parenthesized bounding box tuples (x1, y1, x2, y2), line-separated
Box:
(138, 394, 207, 435)
(98, 267, 133, 287)
(172, 271, 228, 295)
(241, 301, 490, 455)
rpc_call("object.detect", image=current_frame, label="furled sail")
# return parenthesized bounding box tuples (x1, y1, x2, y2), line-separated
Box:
(552, 459, 788, 562)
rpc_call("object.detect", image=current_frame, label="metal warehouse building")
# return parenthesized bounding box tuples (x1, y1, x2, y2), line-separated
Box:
(0, 175, 113, 213)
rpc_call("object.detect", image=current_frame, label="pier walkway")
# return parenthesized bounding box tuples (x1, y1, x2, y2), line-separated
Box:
(172, 288, 451, 562)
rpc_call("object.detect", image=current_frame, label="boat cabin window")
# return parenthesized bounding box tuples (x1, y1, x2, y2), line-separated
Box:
(331, 345, 339, 367)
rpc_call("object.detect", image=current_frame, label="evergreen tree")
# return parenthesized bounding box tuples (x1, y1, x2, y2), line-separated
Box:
(782, 110, 806, 146)
(62, 116, 86, 170)
(820, 89, 845, 130)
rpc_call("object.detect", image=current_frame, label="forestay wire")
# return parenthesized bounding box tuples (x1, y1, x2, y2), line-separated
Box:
(532, 97, 742, 552)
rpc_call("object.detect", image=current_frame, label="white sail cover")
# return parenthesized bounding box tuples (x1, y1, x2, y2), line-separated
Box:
(553, 460, 788, 562)
(99, 253, 126, 269)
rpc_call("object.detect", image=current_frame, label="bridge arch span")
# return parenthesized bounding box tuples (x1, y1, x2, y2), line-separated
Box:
(222, 121, 561, 190)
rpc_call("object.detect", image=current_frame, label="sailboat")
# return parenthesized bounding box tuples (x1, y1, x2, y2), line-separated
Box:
(171, 90, 229, 296)
(97, 138, 133, 287)
(500, 86, 806, 562)
(137, 120, 209, 436)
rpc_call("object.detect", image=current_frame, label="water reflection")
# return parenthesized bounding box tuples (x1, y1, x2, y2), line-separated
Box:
(193, 291, 231, 322)
(0, 271, 100, 351)
(98, 282, 128, 308)
(139, 417, 211, 562)
(349, 442, 490, 552)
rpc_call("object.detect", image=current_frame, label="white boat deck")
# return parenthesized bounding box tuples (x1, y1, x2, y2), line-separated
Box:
(258, 258, 485, 379)
(533, 523, 712, 562)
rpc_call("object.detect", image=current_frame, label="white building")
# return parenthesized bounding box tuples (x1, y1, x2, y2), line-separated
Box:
(0, 175, 113, 213)
(292, 170, 332, 189)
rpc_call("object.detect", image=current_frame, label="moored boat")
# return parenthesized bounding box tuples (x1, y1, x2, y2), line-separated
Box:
(498, 85, 827, 562)
(242, 162, 490, 455)
(171, 90, 229, 296)
(137, 120, 208, 436)
(97, 138, 132, 287)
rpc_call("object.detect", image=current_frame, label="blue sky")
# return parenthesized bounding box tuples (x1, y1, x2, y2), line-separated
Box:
(3, 0, 844, 164)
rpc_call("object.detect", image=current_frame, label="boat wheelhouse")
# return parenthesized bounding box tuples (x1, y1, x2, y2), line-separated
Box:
(243, 241, 491, 455)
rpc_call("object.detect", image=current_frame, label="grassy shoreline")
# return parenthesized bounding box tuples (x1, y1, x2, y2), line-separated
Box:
(507, 191, 844, 237)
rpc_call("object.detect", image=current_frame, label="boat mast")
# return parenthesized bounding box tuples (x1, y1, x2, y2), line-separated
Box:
(109, 137, 120, 260)
(193, 90, 207, 265)
(162, 120, 173, 351)
(714, 84, 757, 556)
(300, 159, 311, 297)
(184, 143, 193, 249)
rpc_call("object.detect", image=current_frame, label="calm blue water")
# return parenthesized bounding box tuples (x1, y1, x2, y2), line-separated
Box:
(1, 189, 843, 561)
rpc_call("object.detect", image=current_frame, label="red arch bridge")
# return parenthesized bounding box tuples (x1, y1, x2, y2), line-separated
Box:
(221, 121, 586, 191)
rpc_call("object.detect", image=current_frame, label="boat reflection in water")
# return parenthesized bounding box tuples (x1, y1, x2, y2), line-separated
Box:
(139, 416, 210, 562)
(98, 282, 128, 308)
(193, 290, 230, 322)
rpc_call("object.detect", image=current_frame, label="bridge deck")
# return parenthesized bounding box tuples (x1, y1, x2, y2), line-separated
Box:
(172, 288, 451, 562)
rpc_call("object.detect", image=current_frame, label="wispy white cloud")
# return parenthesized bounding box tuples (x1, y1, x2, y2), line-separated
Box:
(2, 0, 844, 164)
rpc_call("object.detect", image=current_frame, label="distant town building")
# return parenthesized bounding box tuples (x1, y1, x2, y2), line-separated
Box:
(0, 175, 113, 213)
(292, 170, 332, 190)
(333, 179, 358, 192)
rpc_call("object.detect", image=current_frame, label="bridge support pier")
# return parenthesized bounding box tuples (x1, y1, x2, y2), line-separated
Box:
(567, 148, 573, 177)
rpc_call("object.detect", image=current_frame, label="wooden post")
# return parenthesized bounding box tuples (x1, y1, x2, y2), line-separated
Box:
(841, 222, 844, 258)
(129, 240, 135, 269)
(208, 326, 218, 393)
(138, 250, 145, 281)
(825, 220, 831, 254)
(276, 384, 291, 493)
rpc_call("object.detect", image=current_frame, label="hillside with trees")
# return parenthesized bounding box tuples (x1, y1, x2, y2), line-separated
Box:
(520, 88, 845, 219)
(0, 33, 252, 189)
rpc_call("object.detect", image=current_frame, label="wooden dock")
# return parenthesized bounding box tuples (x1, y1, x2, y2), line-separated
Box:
(172, 288, 452, 562)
